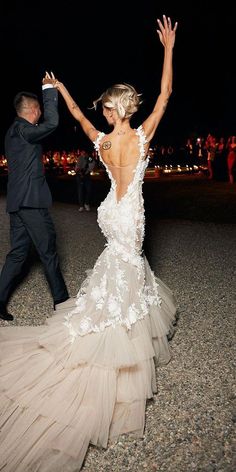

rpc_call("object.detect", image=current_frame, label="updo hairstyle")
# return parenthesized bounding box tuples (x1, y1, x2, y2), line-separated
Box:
(93, 83, 142, 119)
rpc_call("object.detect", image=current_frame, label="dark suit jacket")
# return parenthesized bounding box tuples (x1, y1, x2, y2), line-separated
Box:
(5, 88, 59, 213)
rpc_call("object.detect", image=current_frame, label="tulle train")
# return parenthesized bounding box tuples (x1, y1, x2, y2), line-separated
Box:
(0, 258, 176, 471)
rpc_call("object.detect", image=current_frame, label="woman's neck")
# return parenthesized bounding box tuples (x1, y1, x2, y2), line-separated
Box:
(113, 120, 131, 136)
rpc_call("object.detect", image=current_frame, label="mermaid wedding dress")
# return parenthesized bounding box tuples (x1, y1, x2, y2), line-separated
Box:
(0, 126, 176, 471)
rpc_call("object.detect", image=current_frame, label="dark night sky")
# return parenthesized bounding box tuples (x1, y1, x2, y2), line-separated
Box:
(0, 0, 235, 152)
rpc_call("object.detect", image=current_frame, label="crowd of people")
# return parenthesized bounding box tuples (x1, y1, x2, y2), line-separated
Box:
(151, 134, 236, 182)
(1, 133, 235, 183)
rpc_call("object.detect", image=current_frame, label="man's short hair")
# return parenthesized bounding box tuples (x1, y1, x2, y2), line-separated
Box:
(13, 91, 39, 114)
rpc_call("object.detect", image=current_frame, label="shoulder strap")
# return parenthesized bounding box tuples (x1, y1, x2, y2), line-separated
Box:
(136, 125, 148, 161)
(93, 132, 105, 152)
(93, 131, 106, 166)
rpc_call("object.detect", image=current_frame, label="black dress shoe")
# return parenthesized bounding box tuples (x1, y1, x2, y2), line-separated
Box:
(53, 296, 69, 310)
(0, 303, 14, 321)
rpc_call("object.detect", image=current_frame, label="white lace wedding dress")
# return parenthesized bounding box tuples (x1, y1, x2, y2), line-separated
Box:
(0, 126, 176, 471)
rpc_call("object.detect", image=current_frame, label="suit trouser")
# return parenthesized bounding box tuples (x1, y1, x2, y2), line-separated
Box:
(76, 175, 92, 206)
(0, 208, 69, 305)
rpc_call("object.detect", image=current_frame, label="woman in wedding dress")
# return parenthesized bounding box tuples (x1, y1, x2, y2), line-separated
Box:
(0, 15, 177, 472)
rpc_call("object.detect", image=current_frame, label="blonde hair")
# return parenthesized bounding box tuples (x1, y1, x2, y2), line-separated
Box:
(93, 83, 142, 119)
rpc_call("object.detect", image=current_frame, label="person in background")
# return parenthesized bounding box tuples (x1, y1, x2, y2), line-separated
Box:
(226, 135, 236, 184)
(205, 133, 217, 179)
(75, 148, 96, 211)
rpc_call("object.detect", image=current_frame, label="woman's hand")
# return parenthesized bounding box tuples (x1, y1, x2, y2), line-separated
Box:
(54, 81, 64, 91)
(157, 15, 178, 49)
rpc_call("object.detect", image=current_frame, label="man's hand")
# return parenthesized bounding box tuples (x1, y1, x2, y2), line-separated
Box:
(42, 71, 57, 86)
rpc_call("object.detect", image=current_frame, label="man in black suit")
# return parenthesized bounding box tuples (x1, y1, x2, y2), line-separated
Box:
(0, 73, 69, 320)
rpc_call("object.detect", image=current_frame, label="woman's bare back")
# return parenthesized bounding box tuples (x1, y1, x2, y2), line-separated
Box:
(99, 129, 149, 202)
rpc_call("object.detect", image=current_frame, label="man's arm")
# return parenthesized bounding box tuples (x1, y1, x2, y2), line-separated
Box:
(20, 75, 59, 143)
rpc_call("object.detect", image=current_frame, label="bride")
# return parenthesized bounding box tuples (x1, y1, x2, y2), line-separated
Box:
(0, 15, 178, 472)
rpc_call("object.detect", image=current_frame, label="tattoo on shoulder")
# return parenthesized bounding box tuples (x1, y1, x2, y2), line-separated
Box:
(102, 141, 111, 150)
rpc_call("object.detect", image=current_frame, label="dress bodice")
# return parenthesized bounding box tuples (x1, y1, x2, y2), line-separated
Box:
(94, 125, 149, 261)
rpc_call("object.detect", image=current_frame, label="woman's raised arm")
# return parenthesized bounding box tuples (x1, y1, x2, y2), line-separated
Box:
(142, 15, 178, 143)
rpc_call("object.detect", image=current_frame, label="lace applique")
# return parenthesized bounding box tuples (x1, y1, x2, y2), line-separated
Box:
(90, 274, 107, 310)
(136, 125, 148, 159)
(94, 131, 105, 151)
